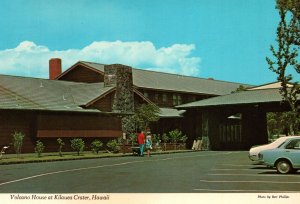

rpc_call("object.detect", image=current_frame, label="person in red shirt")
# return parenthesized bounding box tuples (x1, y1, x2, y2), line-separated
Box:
(137, 131, 145, 156)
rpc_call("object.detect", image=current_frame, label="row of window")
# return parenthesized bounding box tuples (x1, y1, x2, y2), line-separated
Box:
(143, 91, 196, 106)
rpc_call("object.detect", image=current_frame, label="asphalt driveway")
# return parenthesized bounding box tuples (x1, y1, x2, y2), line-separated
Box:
(0, 151, 300, 193)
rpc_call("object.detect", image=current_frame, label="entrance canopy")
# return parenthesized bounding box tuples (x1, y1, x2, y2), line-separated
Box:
(177, 87, 299, 150)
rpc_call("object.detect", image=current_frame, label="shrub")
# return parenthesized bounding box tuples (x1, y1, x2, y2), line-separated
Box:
(70, 138, 85, 156)
(57, 138, 65, 157)
(181, 135, 188, 144)
(162, 133, 169, 143)
(201, 136, 210, 150)
(162, 133, 169, 151)
(12, 131, 25, 158)
(91, 140, 103, 154)
(129, 133, 137, 146)
(106, 139, 121, 153)
(169, 129, 184, 150)
(152, 134, 162, 151)
(180, 135, 188, 149)
(152, 134, 160, 144)
(34, 140, 45, 157)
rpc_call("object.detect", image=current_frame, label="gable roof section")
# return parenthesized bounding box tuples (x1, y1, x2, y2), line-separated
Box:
(69, 83, 114, 106)
(55, 61, 104, 80)
(76, 61, 252, 96)
(176, 88, 293, 109)
(0, 75, 113, 113)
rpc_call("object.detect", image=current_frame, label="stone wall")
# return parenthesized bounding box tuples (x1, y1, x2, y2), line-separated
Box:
(104, 64, 134, 113)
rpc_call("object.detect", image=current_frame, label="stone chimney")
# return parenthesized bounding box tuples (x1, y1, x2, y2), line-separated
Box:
(104, 64, 134, 113)
(49, 58, 62, 80)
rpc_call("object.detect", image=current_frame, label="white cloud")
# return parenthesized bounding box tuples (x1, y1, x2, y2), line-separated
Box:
(0, 40, 201, 78)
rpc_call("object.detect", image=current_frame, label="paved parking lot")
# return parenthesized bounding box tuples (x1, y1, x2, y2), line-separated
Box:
(194, 153, 300, 193)
(0, 151, 299, 193)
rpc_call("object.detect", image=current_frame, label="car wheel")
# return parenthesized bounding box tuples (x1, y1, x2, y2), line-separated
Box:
(276, 160, 292, 174)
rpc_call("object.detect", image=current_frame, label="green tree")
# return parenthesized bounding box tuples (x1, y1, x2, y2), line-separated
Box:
(231, 85, 247, 93)
(34, 140, 45, 157)
(57, 138, 65, 157)
(70, 138, 85, 156)
(91, 140, 103, 154)
(267, 112, 282, 137)
(134, 104, 160, 131)
(12, 131, 25, 158)
(267, 112, 299, 137)
(266, 0, 300, 134)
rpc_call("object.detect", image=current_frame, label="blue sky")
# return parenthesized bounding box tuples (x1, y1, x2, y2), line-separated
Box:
(0, 0, 297, 85)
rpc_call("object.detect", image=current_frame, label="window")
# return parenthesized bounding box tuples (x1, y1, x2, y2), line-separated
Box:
(173, 94, 177, 106)
(144, 91, 149, 98)
(162, 93, 167, 102)
(178, 95, 182, 105)
(285, 139, 300, 150)
(155, 93, 159, 101)
(172, 94, 182, 105)
(190, 95, 196, 102)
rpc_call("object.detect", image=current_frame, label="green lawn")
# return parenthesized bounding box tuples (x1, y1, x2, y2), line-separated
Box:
(0, 151, 131, 165)
(0, 149, 192, 165)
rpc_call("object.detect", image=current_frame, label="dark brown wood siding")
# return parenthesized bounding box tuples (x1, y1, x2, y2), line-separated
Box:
(88, 92, 115, 112)
(0, 110, 122, 153)
(37, 112, 121, 133)
(59, 65, 104, 83)
(36, 112, 122, 152)
(0, 110, 37, 153)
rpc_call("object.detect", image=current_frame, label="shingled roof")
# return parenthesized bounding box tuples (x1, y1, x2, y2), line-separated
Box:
(0, 74, 184, 117)
(0, 60, 253, 115)
(79, 61, 251, 95)
(176, 88, 296, 109)
(0, 74, 113, 112)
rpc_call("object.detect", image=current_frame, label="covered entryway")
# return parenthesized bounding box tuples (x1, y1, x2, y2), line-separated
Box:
(178, 87, 297, 150)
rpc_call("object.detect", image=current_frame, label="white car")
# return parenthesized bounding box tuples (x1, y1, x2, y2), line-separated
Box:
(248, 136, 300, 161)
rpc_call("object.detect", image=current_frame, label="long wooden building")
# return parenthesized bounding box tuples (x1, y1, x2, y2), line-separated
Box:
(0, 58, 249, 152)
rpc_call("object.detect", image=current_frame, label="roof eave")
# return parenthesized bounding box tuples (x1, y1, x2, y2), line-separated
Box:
(133, 85, 220, 96)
